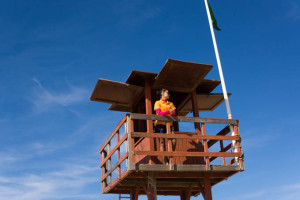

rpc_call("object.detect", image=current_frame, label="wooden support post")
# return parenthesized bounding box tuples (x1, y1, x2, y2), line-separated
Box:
(234, 125, 243, 166)
(204, 173, 213, 200)
(198, 182, 206, 199)
(180, 188, 192, 200)
(166, 121, 173, 165)
(144, 79, 154, 164)
(130, 119, 135, 165)
(219, 140, 226, 165)
(107, 142, 112, 184)
(130, 186, 140, 200)
(101, 150, 108, 191)
(116, 130, 121, 178)
(201, 123, 210, 169)
(191, 90, 204, 164)
(144, 172, 157, 200)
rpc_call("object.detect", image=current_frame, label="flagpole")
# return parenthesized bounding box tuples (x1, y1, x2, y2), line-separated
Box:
(204, 0, 238, 156)
(204, 0, 232, 119)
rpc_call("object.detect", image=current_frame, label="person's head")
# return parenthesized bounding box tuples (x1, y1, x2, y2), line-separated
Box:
(158, 88, 170, 100)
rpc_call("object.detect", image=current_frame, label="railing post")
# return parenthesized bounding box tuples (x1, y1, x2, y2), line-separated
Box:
(130, 117, 135, 167)
(166, 122, 173, 165)
(144, 79, 154, 164)
(191, 90, 205, 164)
(234, 125, 243, 167)
(101, 151, 107, 192)
(116, 130, 121, 178)
(201, 123, 210, 169)
(219, 140, 226, 165)
(107, 142, 112, 184)
(125, 116, 129, 170)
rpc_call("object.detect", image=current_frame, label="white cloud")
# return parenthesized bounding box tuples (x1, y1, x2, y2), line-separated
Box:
(0, 163, 99, 200)
(29, 77, 89, 114)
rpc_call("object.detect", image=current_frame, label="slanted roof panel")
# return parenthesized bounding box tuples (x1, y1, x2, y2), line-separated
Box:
(90, 79, 143, 106)
(196, 79, 221, 93)
(108, 103, 132, 112)
(152, 59, 213, 93)
(178, 93, 231, 114)
(126, 70, 157, 87)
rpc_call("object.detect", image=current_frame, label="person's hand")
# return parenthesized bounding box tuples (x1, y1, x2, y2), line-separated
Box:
(170, 108, 175, 115)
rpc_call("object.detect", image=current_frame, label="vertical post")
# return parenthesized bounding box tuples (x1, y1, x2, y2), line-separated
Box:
(125, 116, 129, 169)
(107, 142, 112, 184)
(219, 140, 226, 165)
(145, 79, 154, 164)
(166, 121, 173, 165)
(204, 173, 213, 200)
(101, 151, 107, 192)
(180, 188, 192, 200)
(234, 125, 243, 166)
(117, 130, 121, 178)
(144, 172, 157, 200)
(130, 118, 135, 165)
(130, 186, 140, 200)
(201, 123, 210, 169)
(191, 90, 205, 164)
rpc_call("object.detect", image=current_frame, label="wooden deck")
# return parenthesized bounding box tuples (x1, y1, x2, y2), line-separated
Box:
(99, 113, 244, 198)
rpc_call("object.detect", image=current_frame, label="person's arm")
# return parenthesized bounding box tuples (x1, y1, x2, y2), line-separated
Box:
(155, 108, 170, 115)
(169, 103, 176, 116)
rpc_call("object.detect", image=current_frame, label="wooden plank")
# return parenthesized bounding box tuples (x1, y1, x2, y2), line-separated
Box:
(201, 123, 210, 168)
(144, 79, 154, 165)
(108, 142, 112, 184)
(204, 173, 213, 200)
(134, 151, 242, 157)
(129, 171, 231, 178)
(131, 132, 240, 141)
(133, 164, 242, 172)
(116, 130, 121, 178)
(219, 140, 226, 165)
(129, 113, 239, 125)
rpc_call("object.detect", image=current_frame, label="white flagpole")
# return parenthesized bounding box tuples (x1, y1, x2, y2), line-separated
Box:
(204, 0, 238, 156)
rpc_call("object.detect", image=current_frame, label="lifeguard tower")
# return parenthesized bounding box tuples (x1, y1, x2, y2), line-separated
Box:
(90, 59, 245, 200)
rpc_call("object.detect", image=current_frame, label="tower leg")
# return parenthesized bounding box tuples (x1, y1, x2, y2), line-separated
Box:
(143, 172, 157, 200)
(130, 186, 139, 200)
(180, 188, 191, 200)
(203, 174, 213, 200)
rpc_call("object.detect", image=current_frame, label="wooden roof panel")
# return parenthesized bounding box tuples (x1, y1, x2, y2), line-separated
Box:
(196, 79, 221, 93)
(108, 103, 132, 112)
(178, 93, 231, 114)
(125, 70, 157, 87)
(152, 59, 213, 93)
(90, 79, 143, 106)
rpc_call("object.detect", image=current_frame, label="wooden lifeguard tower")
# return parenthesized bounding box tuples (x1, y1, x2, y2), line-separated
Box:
(90, 59, 245, 200)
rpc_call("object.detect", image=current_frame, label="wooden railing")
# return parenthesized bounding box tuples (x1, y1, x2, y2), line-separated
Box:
(99, 113, 244, 193)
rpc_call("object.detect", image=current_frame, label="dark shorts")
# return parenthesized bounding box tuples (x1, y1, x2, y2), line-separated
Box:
(154, 124, 174, 133)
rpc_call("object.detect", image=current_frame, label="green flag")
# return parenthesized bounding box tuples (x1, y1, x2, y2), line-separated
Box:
(208, 2, 221, 31)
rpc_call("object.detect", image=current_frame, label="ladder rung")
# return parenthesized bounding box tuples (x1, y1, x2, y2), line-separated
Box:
(119, 194, 131, 199)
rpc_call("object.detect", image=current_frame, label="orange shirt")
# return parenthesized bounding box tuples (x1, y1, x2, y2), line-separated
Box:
(154, 99, 176, 125)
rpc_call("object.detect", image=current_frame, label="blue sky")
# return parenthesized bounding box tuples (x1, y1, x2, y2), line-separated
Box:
(0, 0, 300, 199)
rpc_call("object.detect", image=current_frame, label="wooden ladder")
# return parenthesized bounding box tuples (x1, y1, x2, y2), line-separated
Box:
(119, 194, 130, 200)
